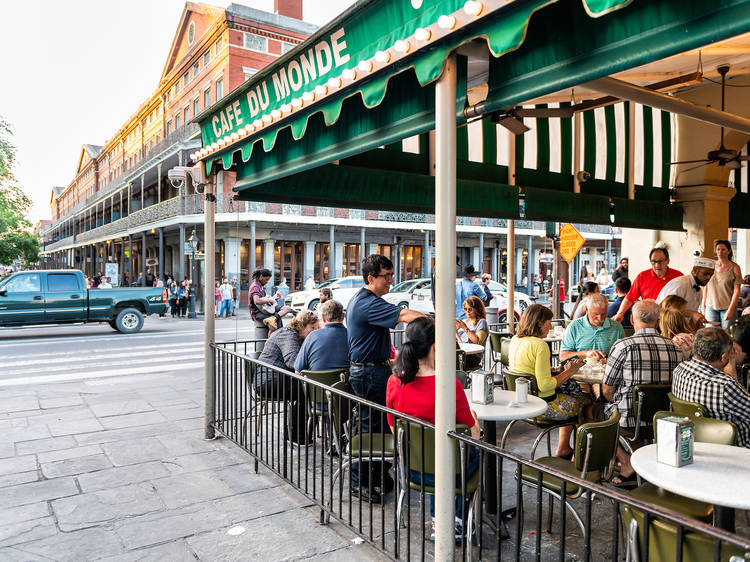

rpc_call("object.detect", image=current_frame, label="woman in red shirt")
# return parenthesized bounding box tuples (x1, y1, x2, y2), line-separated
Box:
(386, 316, 480, 538)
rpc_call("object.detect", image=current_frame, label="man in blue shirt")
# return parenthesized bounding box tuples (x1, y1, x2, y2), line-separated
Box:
(347, 254, 424, 503)
(561, 293, 625, 363)
(294, 300, 349, 373)
(456, 265, 485, 319)
(608, 277, 633, 329)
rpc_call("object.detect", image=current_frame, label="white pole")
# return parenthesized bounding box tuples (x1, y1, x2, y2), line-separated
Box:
(507, 136, 516, 334)
(203, 176, 216, 440)
(434, 52, 457, 560)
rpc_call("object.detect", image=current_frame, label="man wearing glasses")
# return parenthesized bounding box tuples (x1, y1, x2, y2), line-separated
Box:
(346, 254, 425, 503)
(613, 247, 682, 323)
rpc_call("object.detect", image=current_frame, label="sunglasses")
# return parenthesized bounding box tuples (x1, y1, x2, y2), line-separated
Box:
(373, 273, 394, 280)
(463, 306, 473, 311)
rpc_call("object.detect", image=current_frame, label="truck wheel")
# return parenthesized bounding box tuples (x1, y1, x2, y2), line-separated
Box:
(307, 299, 320, 311)
(115, 308, 144, 334)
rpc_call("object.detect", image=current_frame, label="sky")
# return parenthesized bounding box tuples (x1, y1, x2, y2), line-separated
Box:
(0, 0, 356, 224)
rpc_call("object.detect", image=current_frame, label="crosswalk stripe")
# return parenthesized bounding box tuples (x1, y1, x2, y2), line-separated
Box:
(0, 361, 206, 387)
(2, 343, 203, 367)
(1, 354, 206, 378)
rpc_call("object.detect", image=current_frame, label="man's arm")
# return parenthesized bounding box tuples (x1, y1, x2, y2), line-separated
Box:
(398, 308, 426, 324)
(560, 349, 606, 361)
(612, 296, 633, 322)
(602, 384, 616, 402)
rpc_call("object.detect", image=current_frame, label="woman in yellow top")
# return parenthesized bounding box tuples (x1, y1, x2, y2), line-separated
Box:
(509, 304, 587, 459)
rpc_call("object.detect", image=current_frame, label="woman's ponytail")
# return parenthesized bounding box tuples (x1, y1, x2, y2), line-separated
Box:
(394, 316, 435, 385)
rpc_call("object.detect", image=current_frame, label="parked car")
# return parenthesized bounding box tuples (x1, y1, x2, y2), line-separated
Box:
(409, 279, 532, 323)
(284, 276, 366, 312)
(0, 269, 167, 333)
(382, 278, 431, 309)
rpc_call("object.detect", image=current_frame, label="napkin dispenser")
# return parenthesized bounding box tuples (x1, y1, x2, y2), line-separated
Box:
(471, 370, 494, 404)
(656, 416, 694, 467)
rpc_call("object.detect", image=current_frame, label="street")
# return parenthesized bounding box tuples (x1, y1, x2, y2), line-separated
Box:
(0, 315, 248, 387)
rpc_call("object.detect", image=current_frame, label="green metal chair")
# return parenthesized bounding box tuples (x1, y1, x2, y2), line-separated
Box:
(488, 331, 511, 381)
(326, 380, 395, 516)
(395, 421, 480, 541)
(301, 368, 348, 444)
(668, 393, 708, 419)
(624, 411, 739, 536)
(620, 384, 671, 454)
(623, 327, 635, 337)
(501, 370, 579, 456)
(518, 410, 621, 535)
(620, 506, 747, 562)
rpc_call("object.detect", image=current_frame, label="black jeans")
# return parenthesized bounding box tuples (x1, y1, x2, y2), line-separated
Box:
(349, 363, 391, 490)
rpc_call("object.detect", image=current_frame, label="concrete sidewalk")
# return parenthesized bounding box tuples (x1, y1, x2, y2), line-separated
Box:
(0, 371, 382, 561)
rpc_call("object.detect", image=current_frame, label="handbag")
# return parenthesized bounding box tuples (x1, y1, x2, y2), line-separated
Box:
(559, 378, 583, 397)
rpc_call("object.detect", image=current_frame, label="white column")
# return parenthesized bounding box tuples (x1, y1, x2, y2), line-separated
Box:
(368, 243, 378, 256)
(334, 242, 344, 278)
(263, 239, 274, 272)
(737, 229, 750, 275)
(472, 245, 480, 270)
(433, 52, 457, 559)
(224, 237, 242, 282)
(304, 241, 316, 279)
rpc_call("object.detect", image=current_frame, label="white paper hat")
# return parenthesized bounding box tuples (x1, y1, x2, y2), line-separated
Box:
(693, 256, 715, 269)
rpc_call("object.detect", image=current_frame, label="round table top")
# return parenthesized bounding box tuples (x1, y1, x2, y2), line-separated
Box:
(464, 388, 548, 421)
(459, 342, 485, 355)
(631, 442, 750, 509)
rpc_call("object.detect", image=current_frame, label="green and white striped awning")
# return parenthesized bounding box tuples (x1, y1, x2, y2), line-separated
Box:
(193, 0, 750, 230)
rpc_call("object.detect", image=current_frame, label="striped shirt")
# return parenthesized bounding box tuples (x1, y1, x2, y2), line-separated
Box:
(672, 358, 750, 448)
(603, 328, 683, 428)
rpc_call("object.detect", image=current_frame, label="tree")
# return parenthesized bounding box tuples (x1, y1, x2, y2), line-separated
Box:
(0, 118, 39, 267)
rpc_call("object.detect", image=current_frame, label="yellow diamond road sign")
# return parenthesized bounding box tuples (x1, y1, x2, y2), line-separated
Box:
(559, 223, 586, 264)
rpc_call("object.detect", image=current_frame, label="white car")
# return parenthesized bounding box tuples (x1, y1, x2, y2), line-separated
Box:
(409, 279, 532, 323)
(284, 276, 365, 312)
(382, 278, 432, 309)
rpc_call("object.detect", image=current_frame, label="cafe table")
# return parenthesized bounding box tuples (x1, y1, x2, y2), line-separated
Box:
(630, 442, 750, 532)
(464, 388, 548, 533)
(459, 342, 485, 356)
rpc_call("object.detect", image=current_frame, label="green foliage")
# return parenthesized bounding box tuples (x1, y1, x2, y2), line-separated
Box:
(0, 118, 40, 267)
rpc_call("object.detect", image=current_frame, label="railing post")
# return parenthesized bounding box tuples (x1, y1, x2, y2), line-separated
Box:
(434, 52, 457, 560)
(204, 172, 216, 440)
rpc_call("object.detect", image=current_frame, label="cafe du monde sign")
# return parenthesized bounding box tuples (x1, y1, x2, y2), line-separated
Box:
(199, 0, 473, 149)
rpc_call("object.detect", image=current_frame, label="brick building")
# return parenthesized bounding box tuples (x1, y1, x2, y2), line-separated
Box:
(43, 0, 620, 301)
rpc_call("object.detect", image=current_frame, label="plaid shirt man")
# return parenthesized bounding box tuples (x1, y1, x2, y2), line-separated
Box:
(603, 328, 683, 428)
(672, 358, 750, 448)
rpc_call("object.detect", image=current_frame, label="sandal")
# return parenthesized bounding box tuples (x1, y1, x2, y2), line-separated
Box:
(556, 450, 574, 461)
(610, 472, 638, 488)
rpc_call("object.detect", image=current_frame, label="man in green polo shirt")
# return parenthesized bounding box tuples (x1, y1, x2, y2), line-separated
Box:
(560, 293, 625, 363)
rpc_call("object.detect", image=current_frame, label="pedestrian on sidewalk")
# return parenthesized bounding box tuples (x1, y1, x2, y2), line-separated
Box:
(219, 278, 233, 318)
(215, 282, 222, 318)
(231, 276, 239, 316)
(177, 281, 188, 317)
(169, 281, 179, 317)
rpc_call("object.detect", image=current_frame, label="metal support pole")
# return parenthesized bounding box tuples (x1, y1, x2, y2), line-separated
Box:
(424, 229, 431, 277)
(360, 227, 366, 263)
(527, 235, 534, 295)
(140, 174, 145, 210)
(479, 232, 485, 273)
(434, 52, 457, 559)
(159, 228, 164, 282)
(204, 176, 216, 439)
(157, 163, 162, 204)
(179, 224, 186, 282)
(128, 236, 133, 286)
(508, 136, 516, 334)
(552, 226, 560, 319)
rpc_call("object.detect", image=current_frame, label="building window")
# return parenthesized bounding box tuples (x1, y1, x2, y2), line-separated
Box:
(188, 21, 195, 45)
(243, 67, 257, 82)
(214, 37, 224, 56)
(165, 90, 170, 103)
(216, 78, 223, 101)
(204, 88, 211, 109)
(203, 51, 210, 67)
(175, 114, 181, 129)
(243, 32, 267, 52)
(183, 106, 189, 123)
(193, 98, 200, 116)
(182, 72, 189, 88)
(281, 41, 295, 54)
(192, 61, 199, 78)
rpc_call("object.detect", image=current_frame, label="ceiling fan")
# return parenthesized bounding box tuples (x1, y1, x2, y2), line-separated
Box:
(668, 65, 749, 170)
(491, 106, 574, 135)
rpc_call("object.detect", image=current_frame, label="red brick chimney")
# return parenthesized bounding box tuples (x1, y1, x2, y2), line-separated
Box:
(274, 0, 302, 20)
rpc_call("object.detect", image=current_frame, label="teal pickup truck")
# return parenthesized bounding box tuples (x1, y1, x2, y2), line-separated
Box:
(0, 269, 167, 334)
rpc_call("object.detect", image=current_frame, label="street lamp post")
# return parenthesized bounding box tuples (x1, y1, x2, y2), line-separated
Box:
(187, 229, 199, 319)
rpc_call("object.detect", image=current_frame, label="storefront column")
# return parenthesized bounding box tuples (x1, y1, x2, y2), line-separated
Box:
(158, 228, 164, 282)
(179, 224, 185, 282)
(224, 237, 242, 283)
(515, 247, 524, 286)
(492, 242, 499, 281)
(141, 232, 147, 286)
(304, 241, 316, 280)
(472, 244, 480, 270)
(329, 226, 335, 278)
(478, 233, 485, 273)
(527, 236, 534, 295)
(368, 243, 378, 256)
(334, 242, 344, 278)
(263, 239, 275, 272)
(119, 239, 125, 287)
(424, 230, 431, 278)
(250, 221, 256, 271)
(737, 229, 750, 275)
(360, 227, 366, 260)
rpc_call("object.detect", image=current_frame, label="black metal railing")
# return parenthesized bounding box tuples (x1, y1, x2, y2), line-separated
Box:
(211, 342, 750, 561)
